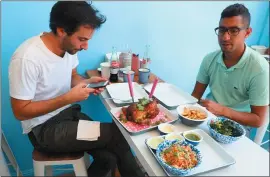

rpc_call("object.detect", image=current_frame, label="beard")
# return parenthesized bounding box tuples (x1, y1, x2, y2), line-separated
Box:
(66, 49, 78, 55)
(219, 43, 234, 53)
(62, 37, 80, 55)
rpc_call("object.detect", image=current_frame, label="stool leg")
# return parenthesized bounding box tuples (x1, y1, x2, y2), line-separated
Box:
(33, 160, 45, 176)
(73, 158, 88, 176)
(84, 152, 91, 169)
(45, 166, 53, 176)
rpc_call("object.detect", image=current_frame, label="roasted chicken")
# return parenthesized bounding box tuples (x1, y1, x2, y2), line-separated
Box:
(121, 98, 160, 125)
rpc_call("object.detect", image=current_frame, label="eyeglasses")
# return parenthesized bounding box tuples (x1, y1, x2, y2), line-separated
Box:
(214, 27, 247, 36)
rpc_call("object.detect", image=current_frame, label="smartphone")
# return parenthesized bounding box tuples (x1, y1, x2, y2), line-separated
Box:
(86, 81, 109, 89)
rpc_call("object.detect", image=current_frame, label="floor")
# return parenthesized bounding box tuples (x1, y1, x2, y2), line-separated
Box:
(59, 156, 142, 177)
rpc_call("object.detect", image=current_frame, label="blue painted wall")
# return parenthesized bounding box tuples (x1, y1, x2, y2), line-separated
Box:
(258, 7, 269, 46)
(1, 1, 269, 175)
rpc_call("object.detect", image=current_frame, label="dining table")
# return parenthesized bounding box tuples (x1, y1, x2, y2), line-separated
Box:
(87, 69, 269, 176)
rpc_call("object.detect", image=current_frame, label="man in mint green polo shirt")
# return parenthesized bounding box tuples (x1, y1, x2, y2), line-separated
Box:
(192, 3, 269, 132)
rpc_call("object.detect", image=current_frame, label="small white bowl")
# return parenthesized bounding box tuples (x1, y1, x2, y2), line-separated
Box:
(146, 136, 165, 151)
(158, 123, 176, 135)
(165, 133, 185, 142)
(183, 130, 203, 146)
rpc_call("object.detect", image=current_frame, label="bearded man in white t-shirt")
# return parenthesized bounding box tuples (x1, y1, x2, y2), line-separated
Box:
(8, 2, 145, 177)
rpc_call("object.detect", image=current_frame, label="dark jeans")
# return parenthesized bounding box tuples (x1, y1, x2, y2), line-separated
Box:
(28, 104, 144, 177)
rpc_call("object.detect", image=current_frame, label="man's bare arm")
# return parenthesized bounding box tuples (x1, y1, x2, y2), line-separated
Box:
(191, 81, 208, 101)
(71, 68, 87, 87)
(11, 83, 93, 121)
(223, 105, 268, 128)
(11, 94, 72, 121)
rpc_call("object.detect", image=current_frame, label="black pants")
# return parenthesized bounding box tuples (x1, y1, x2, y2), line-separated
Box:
(28, 104, 144, 177)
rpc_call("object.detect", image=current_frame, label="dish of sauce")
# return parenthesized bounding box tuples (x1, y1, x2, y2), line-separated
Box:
(185, 133, 201, 141)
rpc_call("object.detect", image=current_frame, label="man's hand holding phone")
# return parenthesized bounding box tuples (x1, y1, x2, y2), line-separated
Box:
(67, 76, 109, 103)
(66, 83, 95, 103)
(85, 76, 109, 95)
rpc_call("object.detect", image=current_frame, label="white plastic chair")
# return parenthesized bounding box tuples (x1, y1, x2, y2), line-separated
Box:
(33, 150, 89, 176)
(1, 131, 23, 176)
(254, 107, 269, 145)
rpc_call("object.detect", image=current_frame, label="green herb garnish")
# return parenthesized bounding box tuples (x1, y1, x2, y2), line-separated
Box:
(119, 113, 125, 119)
(166, 161, 172, 165)
(184, 154, 189, 159)
(164, 148, 171, 154)
(173, 152, 179, 157)
(136, 104, 145, 111)
(138, 97, 150, 106)
(119, 118, 127, 123)
(151, 121, 161, 126)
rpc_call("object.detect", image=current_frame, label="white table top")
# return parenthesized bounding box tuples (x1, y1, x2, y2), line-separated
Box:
(100, 89, 269, 176)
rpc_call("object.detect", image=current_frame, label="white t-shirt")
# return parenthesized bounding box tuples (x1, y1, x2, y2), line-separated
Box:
(9, 33, 79, 134)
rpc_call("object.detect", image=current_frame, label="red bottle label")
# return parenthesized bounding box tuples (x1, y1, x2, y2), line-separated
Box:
(111, 61, 119, 68)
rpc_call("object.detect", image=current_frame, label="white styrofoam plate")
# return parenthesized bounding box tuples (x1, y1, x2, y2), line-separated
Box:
(145, 129, 236, 176)
(144, 83, 198, 108)
(106, 82, 148, 104)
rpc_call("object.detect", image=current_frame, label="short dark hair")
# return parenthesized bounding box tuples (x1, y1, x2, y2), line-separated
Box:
(49, 1, 106, 35)
(221, 3, 251, 27)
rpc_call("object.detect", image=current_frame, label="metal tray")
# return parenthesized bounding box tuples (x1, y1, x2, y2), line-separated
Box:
(110, 104, 178, 135)
(145, 129, 236, 176)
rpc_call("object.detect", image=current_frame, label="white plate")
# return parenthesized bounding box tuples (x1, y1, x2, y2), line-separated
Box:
(145, 129, 236, 176)
(110, 104, 178, 135)
(106, 82, 148, 104)
(144, 83, 198, 108)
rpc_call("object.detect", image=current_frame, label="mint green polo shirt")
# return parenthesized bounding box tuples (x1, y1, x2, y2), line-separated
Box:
(196, 45, 269, 113)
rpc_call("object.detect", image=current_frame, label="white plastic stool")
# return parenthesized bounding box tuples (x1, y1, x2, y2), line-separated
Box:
(32, 149, 88, 176)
